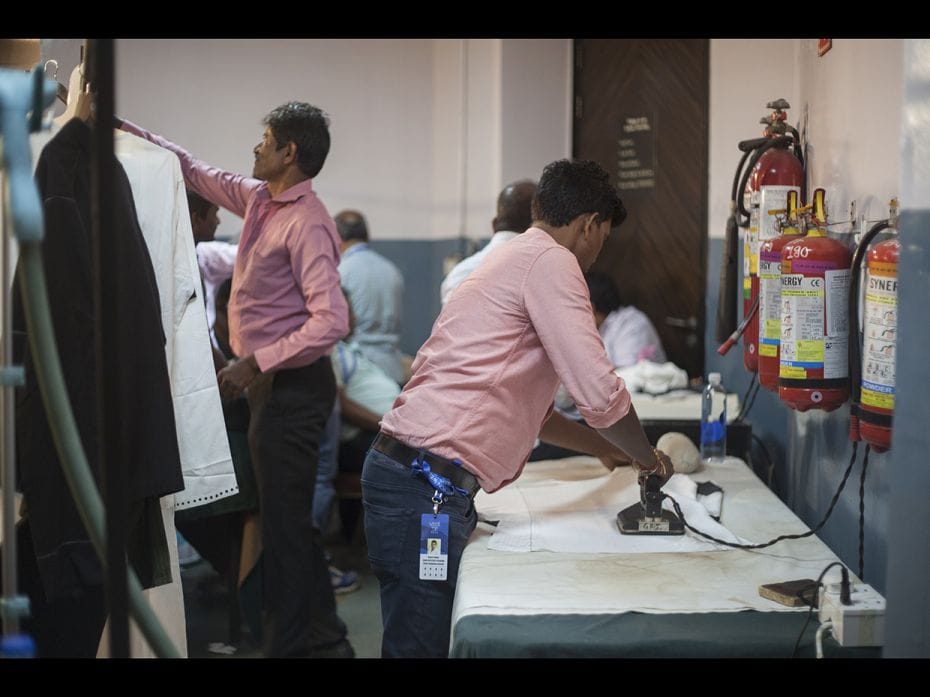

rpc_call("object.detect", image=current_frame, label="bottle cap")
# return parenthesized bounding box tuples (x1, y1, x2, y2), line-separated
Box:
(708, 372, 722, 386)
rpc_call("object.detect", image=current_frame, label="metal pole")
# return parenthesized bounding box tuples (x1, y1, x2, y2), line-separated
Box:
(89, 38, 129, 658)
(1, 172, 20, 637)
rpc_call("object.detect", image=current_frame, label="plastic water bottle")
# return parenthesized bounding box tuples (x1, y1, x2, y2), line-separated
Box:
(700, 372, 727, 463)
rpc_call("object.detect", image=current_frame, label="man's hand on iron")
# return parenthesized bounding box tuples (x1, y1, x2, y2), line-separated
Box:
(636, 448, 674, 487)
(217, 354, 259, 400)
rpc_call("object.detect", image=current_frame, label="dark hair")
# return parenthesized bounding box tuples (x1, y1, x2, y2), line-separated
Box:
(186, 189, 214, 219)
(334, 210, 369, 243)
(585, 271, 623, 315)
(531, 159, 626, 229)
(263, 101, 331, 178)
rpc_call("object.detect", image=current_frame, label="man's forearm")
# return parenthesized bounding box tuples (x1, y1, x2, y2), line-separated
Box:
(339, 391, 383, 433)
(539, 411, 629, 459)
(596, 404, 657, 469)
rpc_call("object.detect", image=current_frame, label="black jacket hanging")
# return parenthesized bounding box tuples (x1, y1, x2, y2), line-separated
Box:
(12, 117, 184, 601)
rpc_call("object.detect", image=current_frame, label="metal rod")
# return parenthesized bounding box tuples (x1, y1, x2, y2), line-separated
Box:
(89, 38, 129, 658)
(1, 173, 20, 637)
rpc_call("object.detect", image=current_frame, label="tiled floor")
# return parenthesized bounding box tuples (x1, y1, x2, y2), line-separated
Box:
(180, 539, 383, 659)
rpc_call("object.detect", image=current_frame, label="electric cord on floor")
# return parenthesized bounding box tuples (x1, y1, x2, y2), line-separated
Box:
(815, 620, 833, 659)
(664, 441, 859, 550)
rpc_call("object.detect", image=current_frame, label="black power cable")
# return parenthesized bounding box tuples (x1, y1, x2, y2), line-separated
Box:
(735, 373, 758, 423)
(750, 433, 776, 490)
(664, 441, 859, 551)
(859, 445, 871, 582)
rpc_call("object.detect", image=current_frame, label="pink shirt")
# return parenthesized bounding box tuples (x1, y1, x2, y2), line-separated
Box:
(120, 120, 349, 372)
(381, 228, 631, 492)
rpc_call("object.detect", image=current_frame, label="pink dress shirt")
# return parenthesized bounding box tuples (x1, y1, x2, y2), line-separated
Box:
(119, 120, 349, 372)
(381, 228, 631, 492)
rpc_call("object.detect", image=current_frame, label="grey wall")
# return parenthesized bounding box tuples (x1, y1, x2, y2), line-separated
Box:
(369, 238, 463, 357)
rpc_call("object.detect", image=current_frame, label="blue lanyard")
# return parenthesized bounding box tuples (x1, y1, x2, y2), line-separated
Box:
(409, 456, 470, 499)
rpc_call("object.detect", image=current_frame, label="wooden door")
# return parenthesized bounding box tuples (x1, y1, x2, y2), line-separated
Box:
(574, 39, 708, 378)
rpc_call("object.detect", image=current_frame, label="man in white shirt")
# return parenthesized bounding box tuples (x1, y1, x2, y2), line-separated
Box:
(335, 210, 406, 384)
(440, 179, 536, 306)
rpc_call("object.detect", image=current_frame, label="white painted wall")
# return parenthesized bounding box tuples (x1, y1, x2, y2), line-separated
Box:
(797, 38, 903, 224)
(900, 39, 930, 210)
(116, 39, 438, 241)
(499, 39, 573, 199)
(709, 39, 904, 238)
(110, 38, 571, 243)
(708, 39, 798, 240)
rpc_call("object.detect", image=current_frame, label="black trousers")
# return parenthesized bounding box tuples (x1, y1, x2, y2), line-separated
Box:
(246, 358, 346, 657)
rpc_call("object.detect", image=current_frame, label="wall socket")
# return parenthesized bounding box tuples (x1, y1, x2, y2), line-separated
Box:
(818, 583, 886, 647)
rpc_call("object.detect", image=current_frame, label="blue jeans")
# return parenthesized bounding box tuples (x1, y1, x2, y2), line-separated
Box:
(313, 401, 341, 532)
(362, 448, 477, 658)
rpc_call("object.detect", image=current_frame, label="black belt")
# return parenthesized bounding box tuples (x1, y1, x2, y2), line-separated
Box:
(372, 432, 481, 499)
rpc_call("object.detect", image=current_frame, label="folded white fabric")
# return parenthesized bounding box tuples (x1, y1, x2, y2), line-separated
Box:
(483, 467, 749, 554)
(615, 360, 689, 395)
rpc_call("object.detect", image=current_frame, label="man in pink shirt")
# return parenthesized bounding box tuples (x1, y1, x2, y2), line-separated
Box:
(364, 159, 674, 658)
(118, 103, 353, 658)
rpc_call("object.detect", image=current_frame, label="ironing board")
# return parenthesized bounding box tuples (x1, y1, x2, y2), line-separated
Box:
(449, 456, 879, 658)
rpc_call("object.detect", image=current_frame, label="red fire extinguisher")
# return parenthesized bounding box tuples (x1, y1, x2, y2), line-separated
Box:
(778, 189, 851, 412)
(741, 99, 805, 373)
(848, 201, 899, 452)
(758, 190, 805, 391)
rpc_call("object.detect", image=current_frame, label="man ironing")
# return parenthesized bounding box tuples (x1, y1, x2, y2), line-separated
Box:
(362, 159, 674, 657)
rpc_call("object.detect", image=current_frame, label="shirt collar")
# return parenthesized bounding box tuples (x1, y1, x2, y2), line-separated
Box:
(257, 177, 314, 204)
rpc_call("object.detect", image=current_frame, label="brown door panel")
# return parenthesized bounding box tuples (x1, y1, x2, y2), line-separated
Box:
(574, 38, 708, 378)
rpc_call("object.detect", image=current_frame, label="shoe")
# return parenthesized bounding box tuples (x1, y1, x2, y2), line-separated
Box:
(329, 565, 360, 595)
(308, 638, 355, 659)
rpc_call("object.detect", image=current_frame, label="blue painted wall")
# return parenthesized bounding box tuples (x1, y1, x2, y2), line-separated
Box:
(884, 209, 930, 656)
(369, 238, 466, 357)
(704, 235, 891, 593)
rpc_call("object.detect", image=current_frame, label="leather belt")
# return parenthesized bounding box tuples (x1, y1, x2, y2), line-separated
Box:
(372, 432, 480, 499)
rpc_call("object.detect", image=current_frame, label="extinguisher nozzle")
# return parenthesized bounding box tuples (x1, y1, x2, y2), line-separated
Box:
(848, 413, 861, 443)
(717, 338, 736, 356)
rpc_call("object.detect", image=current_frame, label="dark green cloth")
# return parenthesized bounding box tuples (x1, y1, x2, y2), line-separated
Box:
(450, 612, 882, 658)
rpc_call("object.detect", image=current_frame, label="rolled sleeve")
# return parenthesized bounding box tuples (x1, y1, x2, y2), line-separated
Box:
(523, 248, 631, 429)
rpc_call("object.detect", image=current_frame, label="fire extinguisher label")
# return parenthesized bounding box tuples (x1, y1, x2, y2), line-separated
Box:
(759, 185, 800, 241)
(824, 268, 850, 379)
(759, 250, 782, 358)
(862, 266, 897, 410)
(779, 269, 850, 379)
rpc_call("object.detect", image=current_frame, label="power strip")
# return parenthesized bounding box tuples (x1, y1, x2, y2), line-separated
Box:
(818, 583, 886, 647)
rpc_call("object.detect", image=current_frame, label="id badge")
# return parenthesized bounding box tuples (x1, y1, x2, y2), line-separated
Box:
(419, 513, 449, 581)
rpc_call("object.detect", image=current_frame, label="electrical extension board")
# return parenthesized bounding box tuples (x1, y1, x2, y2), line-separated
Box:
(818, 582, 886, 647)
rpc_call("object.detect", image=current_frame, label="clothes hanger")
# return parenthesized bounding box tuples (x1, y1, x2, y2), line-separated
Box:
(54, 63, 93, 126)
(44, 59, 68, 105)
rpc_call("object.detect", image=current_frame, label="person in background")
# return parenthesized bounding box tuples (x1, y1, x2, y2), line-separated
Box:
(586, 271, 666, 368)
(440, 179, 537, 306)
(335, 210, 406, 384)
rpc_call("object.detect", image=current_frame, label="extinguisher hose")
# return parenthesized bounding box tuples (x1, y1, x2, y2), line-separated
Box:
(730, 148, 753, 228)
(848, 219, 894, 439)
(717, 295, 758, 356)
(786, 125, 804, 168)
(736, 136, 792, 220)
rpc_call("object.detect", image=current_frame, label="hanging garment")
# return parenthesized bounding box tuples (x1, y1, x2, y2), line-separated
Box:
(114, 129, 236, 511)
(12, 118, 183, 608)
